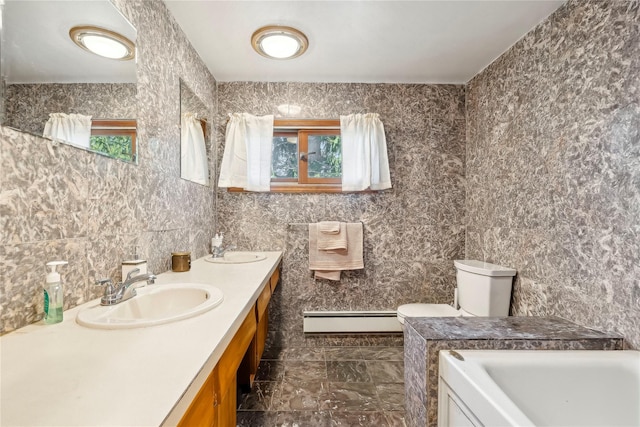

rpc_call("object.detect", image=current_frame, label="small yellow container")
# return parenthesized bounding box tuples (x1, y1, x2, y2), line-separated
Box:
(171, 252, 191, 272)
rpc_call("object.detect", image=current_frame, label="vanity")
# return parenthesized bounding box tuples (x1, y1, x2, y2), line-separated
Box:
(0, 251, 282, 427)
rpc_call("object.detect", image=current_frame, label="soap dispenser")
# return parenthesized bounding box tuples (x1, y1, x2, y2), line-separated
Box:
(44, 260, 68, 324)
(212, 232, 223, 253)
(122, 246, 147, 279)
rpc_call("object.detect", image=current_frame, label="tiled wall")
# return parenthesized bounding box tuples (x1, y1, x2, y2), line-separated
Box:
(466, 0, 640, 348)
(4, 83, 136, 136)
(0, 0, 216, 334)
(217, 83, 466, 347)
(4, 0, 637, 353)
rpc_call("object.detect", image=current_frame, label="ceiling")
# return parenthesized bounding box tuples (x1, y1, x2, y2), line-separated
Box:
(3, 1, 136, 84)
(165, 0, 565, 84)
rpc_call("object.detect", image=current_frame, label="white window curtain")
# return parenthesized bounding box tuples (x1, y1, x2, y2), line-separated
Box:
(340, 113, 392, 191)
(181, 112, 209, 185)
(43, 113, 92, 148)
(218, 113, 274, 192)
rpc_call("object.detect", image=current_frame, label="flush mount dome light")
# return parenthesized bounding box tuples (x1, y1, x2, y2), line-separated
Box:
(251, 25, 308, 60)
(69, 26, 135, 61)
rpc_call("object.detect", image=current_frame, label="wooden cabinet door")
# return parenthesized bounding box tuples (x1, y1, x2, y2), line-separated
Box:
(178, 367, 217, 427)
(220, 309, 257, 397)
(255, 283, 271, 363)
(270, 267, 280, 293)
(215, 373, 237, 427)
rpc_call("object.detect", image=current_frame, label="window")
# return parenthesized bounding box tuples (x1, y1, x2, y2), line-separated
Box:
(90, 119, 137, 163)
(270, 119, 342, 192)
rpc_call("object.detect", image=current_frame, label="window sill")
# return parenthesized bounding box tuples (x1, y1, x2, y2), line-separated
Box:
(226, 184, 374, 194)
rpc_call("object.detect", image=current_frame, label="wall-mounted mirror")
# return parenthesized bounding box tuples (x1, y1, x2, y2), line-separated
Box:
(180, 79, 210, 186)
(0, 0, 138, 163)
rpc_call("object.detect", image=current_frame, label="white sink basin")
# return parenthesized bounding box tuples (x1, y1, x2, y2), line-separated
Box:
(205, 251, 267, 264)
(76, 283, 223, 329)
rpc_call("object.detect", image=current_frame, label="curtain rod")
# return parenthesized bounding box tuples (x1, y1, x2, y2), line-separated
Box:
(274, 125, 339, 130)
(287, 221, 365, 227)
(224, 117, 340, 128)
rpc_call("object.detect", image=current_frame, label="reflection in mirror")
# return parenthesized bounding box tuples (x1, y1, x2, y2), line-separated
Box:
(1, 1, 138, 163)
(180, 79, 210, 186)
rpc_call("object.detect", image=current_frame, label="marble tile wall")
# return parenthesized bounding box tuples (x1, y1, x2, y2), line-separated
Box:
(4, 83, 137, 136)
(217, 82, 466, 347)
(0, 0, 216, 334)
(466, 0, 640, 349)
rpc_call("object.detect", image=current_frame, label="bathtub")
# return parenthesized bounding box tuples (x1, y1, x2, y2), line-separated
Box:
(438, 350, 640, 427)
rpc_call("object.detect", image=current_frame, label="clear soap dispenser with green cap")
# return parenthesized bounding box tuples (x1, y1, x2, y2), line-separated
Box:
(44, 260, 68, 324)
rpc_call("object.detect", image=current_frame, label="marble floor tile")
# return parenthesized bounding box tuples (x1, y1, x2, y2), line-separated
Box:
(359, 346, 404, 361)
(321, 382, 379, 412)
(283, 347, 326, 361)
(384, 410, 407, 426)
(263, 346, 286, 360)
(284, 360, 328, 382)
(376, 383, 405, 411)
(330, 410, 392, 426)
(256, 360, 286, 381)
(237, 381, 281, 411)
(275, 410, 334, 427)
(324, 346, 364, 361)
(237, 410, 279, 427)
(272, 381, 330, 411)
(238, 345, 406, 426)
(367, 360, 405, 383)
(326, 360, 371, 382)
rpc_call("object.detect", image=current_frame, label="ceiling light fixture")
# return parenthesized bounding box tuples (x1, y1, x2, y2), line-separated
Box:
(251, 25, 308, 60)
(69, 25, 135, 61)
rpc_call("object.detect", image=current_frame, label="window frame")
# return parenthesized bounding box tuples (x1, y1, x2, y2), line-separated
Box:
(297, 129, 342, 185)
(230, 119, 346, 193)
(270, 130, 299, 184)
(90, 119, 137, 162)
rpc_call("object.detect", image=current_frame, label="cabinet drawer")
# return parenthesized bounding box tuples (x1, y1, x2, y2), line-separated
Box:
(256, 284, 271, 321)
(270, 267, 280, 293)
(216, 309, 257, 398)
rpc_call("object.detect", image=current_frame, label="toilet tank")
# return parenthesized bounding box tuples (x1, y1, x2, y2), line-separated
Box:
(454, 260, 516, 316)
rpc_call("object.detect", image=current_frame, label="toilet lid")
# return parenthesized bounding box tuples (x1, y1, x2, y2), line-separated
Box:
(397, 303, 462, 318)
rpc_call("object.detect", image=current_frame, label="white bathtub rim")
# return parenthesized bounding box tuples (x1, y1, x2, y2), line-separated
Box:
(439, 350, 640, 427)
(439, 350, 535, 427)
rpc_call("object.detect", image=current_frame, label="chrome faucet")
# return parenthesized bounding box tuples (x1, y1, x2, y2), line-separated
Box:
(96, 268, 157, 306)
(212, 244, 236, 258)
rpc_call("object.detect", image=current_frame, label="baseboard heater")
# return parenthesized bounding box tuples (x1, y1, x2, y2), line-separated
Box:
(303, 310, 402, 333)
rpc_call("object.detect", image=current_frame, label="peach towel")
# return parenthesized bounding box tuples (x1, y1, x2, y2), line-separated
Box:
(317, 221, 348, 251)
(309, 222, 364, 281)
(318, 221, 340, 234)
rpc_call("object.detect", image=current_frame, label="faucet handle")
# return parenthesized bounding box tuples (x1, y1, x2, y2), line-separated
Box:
(147, 274, 157, 285)
(96, 278, 115, 297)
(126, 268, 141, 281)
(96, 278, 112, 287)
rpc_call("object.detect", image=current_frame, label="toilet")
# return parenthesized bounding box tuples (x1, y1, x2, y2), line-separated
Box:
(397, 260, 516, 324)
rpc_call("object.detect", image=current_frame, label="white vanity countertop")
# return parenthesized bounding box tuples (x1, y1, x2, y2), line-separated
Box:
(0, 251, 282, 427)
